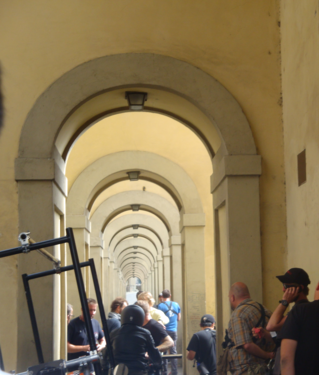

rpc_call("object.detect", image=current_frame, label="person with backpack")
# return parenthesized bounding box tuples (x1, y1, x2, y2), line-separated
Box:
(157, 289, 181, 375)
(187, 314, 217, 375)
(226, 282, 275, 375)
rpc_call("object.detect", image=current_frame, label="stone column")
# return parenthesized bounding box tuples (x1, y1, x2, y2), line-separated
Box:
(157, 256, 164, 293)
(180, 214, 206, 375)
(154, 263, 158, 298)
(162, 248, 171, 290)
(89, 245, 102, 321)
(66, 217, 91, 316)
(169, 235, 183, 358)
(211, 152, 262, 353)
(15, 157, 67, 370)
(109, 260, 115, 302)
(103, 256, 110, 311)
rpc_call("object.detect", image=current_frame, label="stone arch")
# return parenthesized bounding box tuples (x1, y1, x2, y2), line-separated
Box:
(117, 248, 154, 267)
(66, 151, 203, 223)
(110, 227, 162, 255)
(17, 53, 256, 161)
(15, 52, 262, 370)
(113, 238, 157, 263)
(89, 190, 180, 241)
(104, 214, 169, 248)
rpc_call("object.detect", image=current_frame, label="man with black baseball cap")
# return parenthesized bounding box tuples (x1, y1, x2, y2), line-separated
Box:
(187, 314, 217, 375)
(266, 268, 310, 374)
(267, 268, 310, 332)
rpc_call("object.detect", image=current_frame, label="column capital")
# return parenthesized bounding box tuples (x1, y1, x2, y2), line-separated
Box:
(66, 213, 91, 233)
(179, 213, 205, 232)
(162, 248, 171, 257)
(211, 154, 262, 193)
(15, 157, 68, 196)
(169, 235, 182, 247)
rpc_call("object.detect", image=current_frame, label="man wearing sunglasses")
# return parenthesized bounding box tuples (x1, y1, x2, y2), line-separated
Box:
(266, 268, 310, 374)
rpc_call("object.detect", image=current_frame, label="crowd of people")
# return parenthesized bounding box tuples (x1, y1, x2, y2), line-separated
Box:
(66, 269, 319, 375)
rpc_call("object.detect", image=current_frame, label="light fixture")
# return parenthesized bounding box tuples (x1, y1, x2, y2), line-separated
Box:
(133, 234, 138, 238)
(132, 225, 139, 230)
(125, 91, 148, 111)
(131, 204, 140, 212)
(127, 171, 140, 181)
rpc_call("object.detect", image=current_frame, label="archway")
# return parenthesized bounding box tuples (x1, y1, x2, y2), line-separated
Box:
(15, 53, 262, 371)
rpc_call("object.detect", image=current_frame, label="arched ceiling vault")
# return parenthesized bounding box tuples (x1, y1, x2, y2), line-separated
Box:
(122, 263, 148, 278)
(89, 190, 180, 238)
(104, 214, 169, 248)
(66, 151, 204, 223)
(114, 239, 157, 261)
(120, 256, 151, 270)
(117, 249, 154, 268)
(111, 231, 160, 253)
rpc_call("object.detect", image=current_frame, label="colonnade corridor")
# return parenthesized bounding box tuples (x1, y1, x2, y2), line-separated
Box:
(63, 111, 214, 375)
(11, 54, 264, 374)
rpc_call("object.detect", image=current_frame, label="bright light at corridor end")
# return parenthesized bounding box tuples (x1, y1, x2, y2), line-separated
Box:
(125, 91, 148, 111)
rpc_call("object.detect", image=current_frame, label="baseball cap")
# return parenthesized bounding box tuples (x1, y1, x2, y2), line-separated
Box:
(200, 314, 215, 325)
(276, 268, 310, 286)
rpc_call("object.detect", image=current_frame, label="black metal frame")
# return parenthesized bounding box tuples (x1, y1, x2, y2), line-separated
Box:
(0, 228, 115, 374)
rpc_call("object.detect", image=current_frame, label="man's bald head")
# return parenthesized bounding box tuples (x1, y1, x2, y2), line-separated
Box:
(229, 282, 250, 310)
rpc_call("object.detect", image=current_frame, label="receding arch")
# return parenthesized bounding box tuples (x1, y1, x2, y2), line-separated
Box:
(114, 233, 158, 253)
(117, 248, 155, 265)
(88, 190, 181, 239)
(66, 151, 204, 223)
(104, 214, 169, 248)
(113, 238, 157, 262)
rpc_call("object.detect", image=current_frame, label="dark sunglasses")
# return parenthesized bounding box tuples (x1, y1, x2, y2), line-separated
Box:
(282, 283, 301, 289)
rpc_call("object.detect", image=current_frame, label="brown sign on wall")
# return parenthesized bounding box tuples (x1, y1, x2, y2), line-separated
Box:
(297, 149, 306, 186)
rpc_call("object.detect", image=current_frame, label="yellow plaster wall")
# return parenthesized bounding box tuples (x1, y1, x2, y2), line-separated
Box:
(0, 1, 286, 369)
(281, 0, 319, 298)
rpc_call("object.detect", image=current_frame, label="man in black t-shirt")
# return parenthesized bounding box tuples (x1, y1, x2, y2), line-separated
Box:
(68, 298, 106, 369)
(187, 314, 217, 375)
(280, 284, 319, 375)
(135, 300, 174, 352)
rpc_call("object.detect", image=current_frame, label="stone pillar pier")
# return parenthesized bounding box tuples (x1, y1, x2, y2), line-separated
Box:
(109, 260, 115, 301)
(169, 235, 183, 357)
(151, 268, 155, 296)
(103, 256, 111, 311)
(154, 264, 158, 298)
(157, 256, 164, 293)
(162, 248, 171, 290)
(211, 152, 262, 352)
(66, 215, 91, 316)
(89, 245, 102, 321)
(180, 214, 206, 375)
(15, 157, 67, 369)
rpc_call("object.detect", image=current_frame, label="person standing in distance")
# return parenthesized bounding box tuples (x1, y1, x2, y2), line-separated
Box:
(108, 297, 128, 321)
(187, 314, 217, 375)
(157, 289, 181, 375)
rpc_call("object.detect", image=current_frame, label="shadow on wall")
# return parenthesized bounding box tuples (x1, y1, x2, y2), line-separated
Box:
(0, 64, 3, 132)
